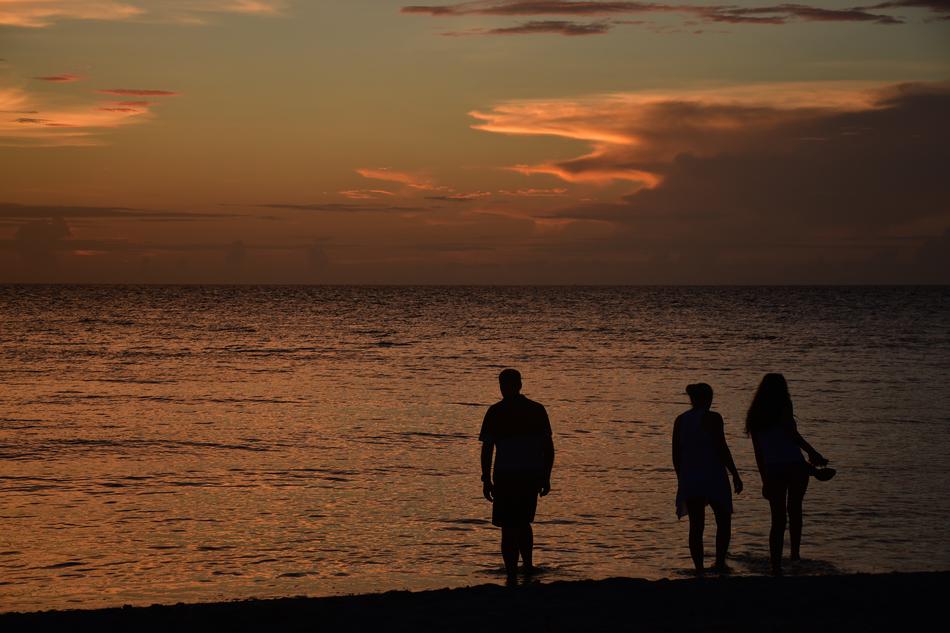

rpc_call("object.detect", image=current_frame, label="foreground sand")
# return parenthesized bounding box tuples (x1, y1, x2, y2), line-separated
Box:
(2, 571, 944, 632)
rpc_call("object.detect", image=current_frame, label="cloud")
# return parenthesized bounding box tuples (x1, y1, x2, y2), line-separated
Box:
(0, 202, 233, 219)
(0, 85, 176, 146)
(339, 189, 396, 200)
(33, 74, 82, 83)
(470, 82, 884, 187)
(425, 192, 493, 201)
(861, 1, 950, 20)
(443, 19, 612, 35)
(257, 202, 428, 212)
(0, 1, 142, 27)
(499, 188, 568, 196)
(701, 4, 902, 24)
(95, 89, 180, 97)
(355, 167, 444, 191)
(0, 1, 287, 28)
(524, 81, 950, 281)
(402, 1, 907, 35)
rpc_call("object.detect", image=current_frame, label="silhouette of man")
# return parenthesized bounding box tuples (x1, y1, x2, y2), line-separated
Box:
(479, 368, 555, 580)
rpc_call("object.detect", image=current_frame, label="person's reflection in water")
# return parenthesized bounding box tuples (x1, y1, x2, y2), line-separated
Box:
(479, 369, 555, 582)
(747, 373, 836, 576)
(673, 383, 743, 575)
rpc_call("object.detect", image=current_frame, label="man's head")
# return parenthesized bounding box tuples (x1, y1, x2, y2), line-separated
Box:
(498, 368, 522, 399)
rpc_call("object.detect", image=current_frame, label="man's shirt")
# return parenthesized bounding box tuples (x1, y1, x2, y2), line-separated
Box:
(479, 394, 552, 476)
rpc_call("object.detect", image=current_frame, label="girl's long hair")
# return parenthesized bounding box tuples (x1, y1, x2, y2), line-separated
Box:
(746, 373, 793, 435)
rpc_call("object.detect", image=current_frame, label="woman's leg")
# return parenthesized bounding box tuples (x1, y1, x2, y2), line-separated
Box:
(686, 497, 706, 572)
(788, 471, 809, 561)
(710, 500, 731, 569)
(767, 483, 788, 574)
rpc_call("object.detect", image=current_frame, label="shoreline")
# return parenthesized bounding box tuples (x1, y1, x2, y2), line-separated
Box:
(2, 571, 944, 632)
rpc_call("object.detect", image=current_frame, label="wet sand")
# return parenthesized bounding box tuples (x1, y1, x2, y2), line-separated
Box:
(1, 571, 943, 632)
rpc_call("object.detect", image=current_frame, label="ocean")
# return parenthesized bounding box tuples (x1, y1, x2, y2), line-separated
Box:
(1, 285, 948, 611)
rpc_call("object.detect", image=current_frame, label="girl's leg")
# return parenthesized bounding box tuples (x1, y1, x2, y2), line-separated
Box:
(686, 497, 706, 572)
(788, 472, 809, 561)
(767, 485, 788, 575)
(518, 523, 534, 570)
(710, 500, 731, 569)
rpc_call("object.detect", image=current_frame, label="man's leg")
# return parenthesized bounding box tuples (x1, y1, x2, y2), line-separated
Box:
(518, 523, 534, 571)
(500, 526, 519, 577)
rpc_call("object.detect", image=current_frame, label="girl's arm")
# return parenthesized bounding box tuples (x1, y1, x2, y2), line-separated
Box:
(672, 416, 682, 476)
(785, 407, 828, 466)
(751, 434, 765, 481)
(709, 413, 742, 492)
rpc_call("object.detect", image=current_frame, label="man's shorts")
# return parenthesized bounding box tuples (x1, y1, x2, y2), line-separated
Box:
(491, 473, 541, 528)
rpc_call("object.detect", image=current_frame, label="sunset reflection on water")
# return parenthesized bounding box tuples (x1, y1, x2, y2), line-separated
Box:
(1, 286, 948, 611)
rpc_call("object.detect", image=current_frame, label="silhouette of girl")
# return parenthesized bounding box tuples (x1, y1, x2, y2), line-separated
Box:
(673, 383, 743, 574)
(746, 373, 835, 575)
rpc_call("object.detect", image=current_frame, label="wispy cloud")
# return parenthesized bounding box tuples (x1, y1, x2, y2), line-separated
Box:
(499, 188, 568, 196)
(0, 202, 232, 219)
(33, 74, 82, 83)
(0, 1, 287, 28)
(0, 1, 141, 28)
(355, 167, 445, 191)
(442, 19, 612, 35)
(339, 189, 397, 200)
(860, 1, 950, 21)
(425, 191, 493, 201)
(257, 202, 428, 213)
(470, 82, 890, 187)
(95, 88, 180, 97)
(402, 1, 910, 36)
(0, 84, 176, 147)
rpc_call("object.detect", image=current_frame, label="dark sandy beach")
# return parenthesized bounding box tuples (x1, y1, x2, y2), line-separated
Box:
(2, 571, 944, 632)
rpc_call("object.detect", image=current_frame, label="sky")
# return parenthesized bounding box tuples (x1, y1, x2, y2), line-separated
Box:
(1, 0, 948, 283)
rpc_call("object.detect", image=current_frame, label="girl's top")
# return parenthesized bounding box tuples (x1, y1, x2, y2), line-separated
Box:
(751, 407, 804, 468)
(674, 408, 732, 518)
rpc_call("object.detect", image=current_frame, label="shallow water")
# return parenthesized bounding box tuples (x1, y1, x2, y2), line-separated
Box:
(1, 285, 948, 611)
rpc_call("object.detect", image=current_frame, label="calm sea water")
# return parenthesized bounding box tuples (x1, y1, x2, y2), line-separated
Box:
(1, 286, 948, 612)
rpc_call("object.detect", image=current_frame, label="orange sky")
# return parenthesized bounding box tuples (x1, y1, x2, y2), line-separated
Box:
(1, 1, 949, 283)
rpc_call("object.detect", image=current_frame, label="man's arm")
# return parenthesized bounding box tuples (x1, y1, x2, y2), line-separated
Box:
(540, 434, 554, 496)
(481, 441, 494, 502)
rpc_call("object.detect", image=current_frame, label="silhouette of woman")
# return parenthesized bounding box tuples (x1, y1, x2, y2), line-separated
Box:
(746, 373, 836, 575)
(673, 383, 743, 574)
